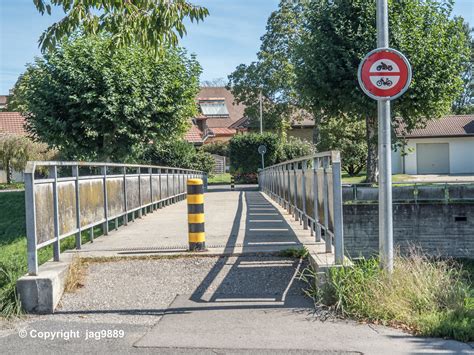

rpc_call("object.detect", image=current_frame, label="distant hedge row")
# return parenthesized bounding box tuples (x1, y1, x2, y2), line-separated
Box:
(229, 133, 314, 174)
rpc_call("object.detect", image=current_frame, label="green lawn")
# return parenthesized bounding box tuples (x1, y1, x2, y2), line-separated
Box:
(0, 182, 24, 191)
(208, 173, 231, 185)
(342, 173, 411, 185)
(0, 191, 100, 317)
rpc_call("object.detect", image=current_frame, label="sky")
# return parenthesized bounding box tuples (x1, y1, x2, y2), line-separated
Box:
(0, 0, 473, 95)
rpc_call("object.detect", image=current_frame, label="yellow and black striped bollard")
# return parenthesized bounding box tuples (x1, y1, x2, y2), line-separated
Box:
(230, 175, 235, 191)
(187, 179, 206, 251)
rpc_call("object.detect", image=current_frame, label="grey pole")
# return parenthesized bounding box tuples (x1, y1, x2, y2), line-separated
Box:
(259, 90, 263, 134)
(377, 0, 394, 272)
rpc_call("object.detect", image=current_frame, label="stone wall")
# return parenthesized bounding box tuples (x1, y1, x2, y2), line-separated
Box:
(343, 203, 474, 259)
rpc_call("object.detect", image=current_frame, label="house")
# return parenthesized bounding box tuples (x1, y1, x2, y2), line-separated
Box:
(392, 115, 474, 175)
(184, 87, 248, 145)
(0, 95, 9, 110)
(0, 112, 28, 183)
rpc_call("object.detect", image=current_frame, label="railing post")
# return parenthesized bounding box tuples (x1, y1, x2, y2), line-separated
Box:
(101, 165, 109, 234)
(314, 157, 322, 242)
(25, 168, 38, 275)
(302, 160, 308, 230)
(150, 167, 154, 211)
(138, 167, 143, 217)
(332, 153, 344, 264)
(287, 164, 291, 213)
(123, 166, 128, 225)
(49, 166, 60, 261)
(323, 157, 331, 253)
(293, 162, 298, 221)
(72, 165, 81, 249)
(166, 168, 170, 205)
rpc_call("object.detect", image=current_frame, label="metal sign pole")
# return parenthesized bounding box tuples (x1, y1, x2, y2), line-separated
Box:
(377, 0, 393, 272)
(259, 90, 263, 134)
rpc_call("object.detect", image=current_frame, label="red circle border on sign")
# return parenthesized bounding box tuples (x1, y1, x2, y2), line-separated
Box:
(358, 48, 411, 100)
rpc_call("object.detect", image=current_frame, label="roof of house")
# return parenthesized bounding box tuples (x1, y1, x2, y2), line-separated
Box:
(197, 87, 246, 129)
(184, 124, 204, 144)
(210, 127, 236, 136)
(0, 112, 27, 135)
(397, 115, 474, 138)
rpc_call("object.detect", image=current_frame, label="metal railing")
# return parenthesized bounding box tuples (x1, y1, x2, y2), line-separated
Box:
(343, 181, 474, 204)
(24, 161, 206, 275)
(258, 151, 344, 264)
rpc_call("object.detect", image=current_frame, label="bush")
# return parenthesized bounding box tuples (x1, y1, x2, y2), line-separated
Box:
(143, 140, 214, 174)
(229, 132, 282, 174)
(229, 133, 314, 175)
(201, 141, 229, 157)
(302, 249, 473, 342)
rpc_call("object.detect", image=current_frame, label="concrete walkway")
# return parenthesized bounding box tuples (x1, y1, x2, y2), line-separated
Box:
(72, 185, 317, 258)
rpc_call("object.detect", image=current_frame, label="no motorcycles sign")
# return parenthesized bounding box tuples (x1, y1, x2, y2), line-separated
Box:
(358, 48, 412, 100)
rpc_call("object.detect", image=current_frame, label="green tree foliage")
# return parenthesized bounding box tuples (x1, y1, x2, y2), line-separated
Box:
(317, 117, 367, 176)
(452, 25, 474, 114)
(0, 135, 56, 183)
(229, 132, 314, 174)
(12, 35, 201, 162)
(33, 0, 208, 52)
(282, 136, 315, 161)
(228, 0, 306, 135)
(143, 140, 214, 174)
(201, 141, 229, 157)
(295, 0, 471, 182)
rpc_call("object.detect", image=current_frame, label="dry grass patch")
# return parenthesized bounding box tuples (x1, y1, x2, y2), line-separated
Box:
(64, 255, 88, 293)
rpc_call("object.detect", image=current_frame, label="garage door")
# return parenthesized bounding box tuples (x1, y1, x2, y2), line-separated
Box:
(416, 143, 450, 174)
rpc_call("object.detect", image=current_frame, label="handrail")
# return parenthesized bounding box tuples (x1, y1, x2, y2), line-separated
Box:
(25, 161, 206, 275)
(258, 151, 344, 265)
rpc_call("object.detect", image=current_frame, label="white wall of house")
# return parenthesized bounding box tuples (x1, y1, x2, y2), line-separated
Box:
(0, 169, 24, 183)
(391, 137, 474, 175)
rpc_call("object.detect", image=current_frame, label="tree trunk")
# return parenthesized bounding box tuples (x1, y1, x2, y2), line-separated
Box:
(6, 160, 11, 184)
(365, 116, 378, 183)
(312, 115, 321, 146)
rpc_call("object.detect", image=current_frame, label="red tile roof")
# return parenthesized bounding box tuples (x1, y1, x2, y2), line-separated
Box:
(397, 115, 474, 138)
(211, 127, 236, 136)
(184, 124, 204, 143)
(196, 87, 246, 128)
(0, 112, 27, 135)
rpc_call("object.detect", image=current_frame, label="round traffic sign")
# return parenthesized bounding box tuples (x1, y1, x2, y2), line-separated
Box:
(258, 145, 267, 155)
(358, 48, 411, 100)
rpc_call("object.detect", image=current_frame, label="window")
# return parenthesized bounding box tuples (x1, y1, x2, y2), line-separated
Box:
(199, 99, 229, 117)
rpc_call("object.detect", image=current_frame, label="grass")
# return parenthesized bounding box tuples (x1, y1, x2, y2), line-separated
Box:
(0, 182, 24, 190)
(279, 247, 308, 258)
(208, 173, 231, 185)
(0, 191, 103, 318)
(301, 249, 473, 342)
(64, 255, 87, 293)
(341, 173, 411, 185)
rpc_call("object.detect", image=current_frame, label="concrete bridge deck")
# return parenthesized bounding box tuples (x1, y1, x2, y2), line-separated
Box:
(71, 185, 320, 258)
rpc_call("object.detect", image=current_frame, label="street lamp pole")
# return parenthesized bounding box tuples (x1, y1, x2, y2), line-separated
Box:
(259, 89, 263, 134)
(376, 0, 393, 273)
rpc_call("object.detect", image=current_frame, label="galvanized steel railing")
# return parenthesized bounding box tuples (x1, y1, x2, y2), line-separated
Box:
(24, 161, 206, 275)
(258, 151, 344, 264)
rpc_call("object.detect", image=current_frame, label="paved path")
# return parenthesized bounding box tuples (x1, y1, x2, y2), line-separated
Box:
(1, 185, 472, 354)
(72, 185, 317, 258)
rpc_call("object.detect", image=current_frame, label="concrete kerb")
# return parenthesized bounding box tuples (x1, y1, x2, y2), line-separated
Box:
(16, 253, 74, 314)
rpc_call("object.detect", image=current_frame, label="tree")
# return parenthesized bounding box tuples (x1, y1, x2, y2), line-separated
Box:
(33, 0, 208, 52)
(452, 25, 474, 114)
(143, 140, 214, 174)
(295, 0, 471, 182)
(201, 141, 229, 157)
(228, 0, 307, 136)
(0, 135, 55, 184)
(317, 117, 367, 176)
(11, 35, 201, 162)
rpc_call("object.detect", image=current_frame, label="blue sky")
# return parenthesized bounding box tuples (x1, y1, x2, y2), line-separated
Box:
(0, 0, 472, 95)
